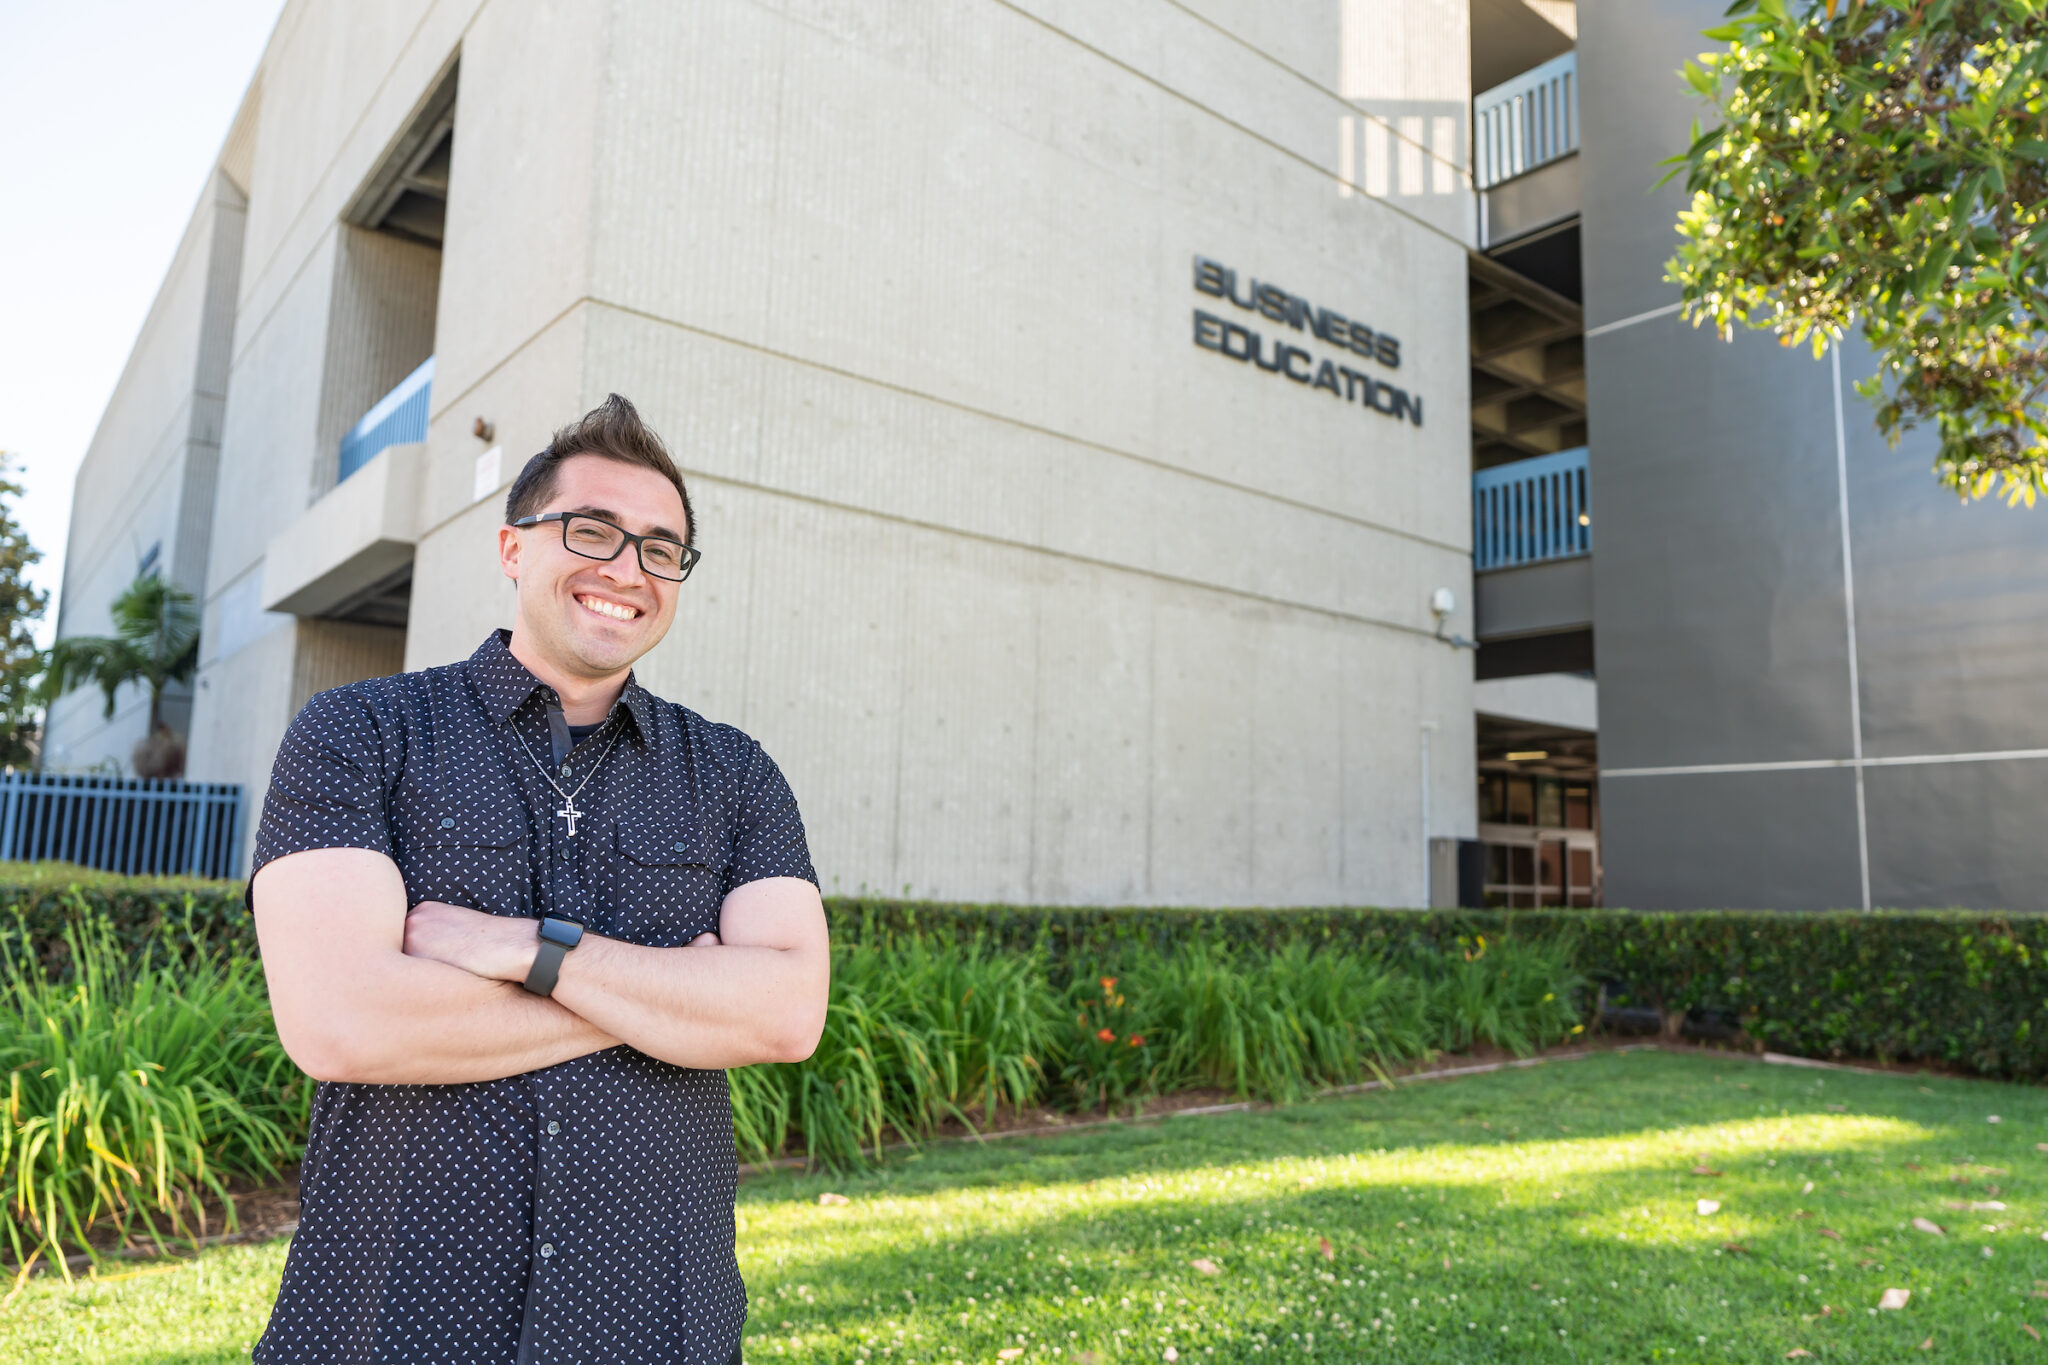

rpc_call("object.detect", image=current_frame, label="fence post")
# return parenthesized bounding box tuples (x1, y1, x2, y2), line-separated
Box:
(0, 769, 19, 864)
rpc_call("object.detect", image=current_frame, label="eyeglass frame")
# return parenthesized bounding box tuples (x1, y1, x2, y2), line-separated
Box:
(510, 512, 702, 583)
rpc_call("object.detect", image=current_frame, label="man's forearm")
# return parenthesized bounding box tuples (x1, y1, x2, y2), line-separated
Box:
(293, 951, 618, 1085)
(546, 937, 827, 1070)
(255, 849, 622, 1085)
(399, 878, 830, 1071)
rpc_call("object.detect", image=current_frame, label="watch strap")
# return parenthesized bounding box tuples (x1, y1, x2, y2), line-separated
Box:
(524, 936, 570, 997)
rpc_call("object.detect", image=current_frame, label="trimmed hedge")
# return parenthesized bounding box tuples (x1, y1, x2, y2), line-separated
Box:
(0, 862, 253, 976)
(7, 866, 2045, 1080)
(829, 901, 2048, 1080)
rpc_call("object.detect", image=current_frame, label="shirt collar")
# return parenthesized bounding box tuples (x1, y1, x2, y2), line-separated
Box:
(468, 629, 656, 743)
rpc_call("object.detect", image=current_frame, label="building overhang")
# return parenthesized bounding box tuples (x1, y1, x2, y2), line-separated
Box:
(262, 442, 424, 623)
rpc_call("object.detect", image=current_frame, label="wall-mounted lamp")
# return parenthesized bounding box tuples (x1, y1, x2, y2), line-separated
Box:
(473, 416, 496, 443)
(1431, 586, 1478, 651)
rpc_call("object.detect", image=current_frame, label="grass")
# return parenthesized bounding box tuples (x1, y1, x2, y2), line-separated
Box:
(9, 1050, 2048, 1363)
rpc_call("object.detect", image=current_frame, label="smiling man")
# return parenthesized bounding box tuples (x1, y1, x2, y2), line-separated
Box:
(248, 394, 828, 1365)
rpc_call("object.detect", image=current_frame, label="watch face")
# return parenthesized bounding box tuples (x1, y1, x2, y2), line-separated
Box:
(539, 917, 584, 948)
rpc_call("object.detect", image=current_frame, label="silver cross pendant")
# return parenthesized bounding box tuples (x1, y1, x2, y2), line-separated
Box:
(557, 800, 583, 838)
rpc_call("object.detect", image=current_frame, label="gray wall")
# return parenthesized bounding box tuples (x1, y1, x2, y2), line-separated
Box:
(1581, 0, 2048, 909)
(42, 163, 248, 774)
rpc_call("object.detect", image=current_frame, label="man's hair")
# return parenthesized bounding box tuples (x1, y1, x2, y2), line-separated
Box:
(504, 393, 695, 541)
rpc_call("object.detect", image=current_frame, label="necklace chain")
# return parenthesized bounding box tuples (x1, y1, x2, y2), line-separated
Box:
(512, 720, 620, 838)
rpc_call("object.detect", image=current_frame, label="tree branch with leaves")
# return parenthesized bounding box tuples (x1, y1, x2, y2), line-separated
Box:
(1667, 0, 2048, 503)
(0, 455, 48, 767)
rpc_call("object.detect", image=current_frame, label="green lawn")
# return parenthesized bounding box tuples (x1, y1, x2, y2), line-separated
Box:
(8, 1050, 2048, 1363)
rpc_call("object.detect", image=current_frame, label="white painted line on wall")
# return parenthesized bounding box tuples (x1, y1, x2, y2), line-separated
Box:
(1831, 348, 1873, 912)
(1604, 746, 2048, 779)
(1584, 301, 1683, 339)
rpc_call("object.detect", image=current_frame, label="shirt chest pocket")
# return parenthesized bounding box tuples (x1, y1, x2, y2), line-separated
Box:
(604, 816, 726, 946)
(396, 804, 532, 917)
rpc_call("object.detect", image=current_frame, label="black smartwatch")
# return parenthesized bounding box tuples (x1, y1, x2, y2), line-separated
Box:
(523, 917, 585, 997)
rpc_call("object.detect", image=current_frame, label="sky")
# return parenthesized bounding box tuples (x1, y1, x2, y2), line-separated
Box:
(0, 0, 289, 646)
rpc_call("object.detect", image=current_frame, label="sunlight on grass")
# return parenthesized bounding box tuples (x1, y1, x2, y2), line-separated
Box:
(736, 1114, 1943, 1272)
(735, 1055, 2048, 1362)
(6, 1051, 2045, 1363)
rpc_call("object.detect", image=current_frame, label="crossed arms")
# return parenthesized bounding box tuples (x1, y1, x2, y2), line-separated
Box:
(251, 847, 829, 1085)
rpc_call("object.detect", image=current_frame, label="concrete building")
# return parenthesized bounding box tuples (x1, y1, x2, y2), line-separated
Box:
(47, 0, 2047, 909)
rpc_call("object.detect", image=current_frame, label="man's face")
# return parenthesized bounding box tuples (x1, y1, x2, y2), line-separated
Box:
(498, 454, 690, 679)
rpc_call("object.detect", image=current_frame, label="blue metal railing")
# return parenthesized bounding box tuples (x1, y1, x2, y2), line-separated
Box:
(1474, 51, 1577, 190)
(338, 355, 434, 483)
(1473, 446, 1590, 571)
(0, 771, 244, 879)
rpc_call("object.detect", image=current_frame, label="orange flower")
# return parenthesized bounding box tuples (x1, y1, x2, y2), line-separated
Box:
(1127, 1035, 1145, 1047)
(1100, 976, 1118, 993)
(1097, 1028, 1117, 1043)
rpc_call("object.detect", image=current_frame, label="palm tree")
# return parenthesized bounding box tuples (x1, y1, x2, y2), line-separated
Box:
(42, 574, 200, 778)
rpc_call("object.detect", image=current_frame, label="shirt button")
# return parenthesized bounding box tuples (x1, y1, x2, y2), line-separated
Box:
(547, 1121, 560, 1135)
(672, 841, 688, 853)
(439, 817, 455, 829)
(539, 1243, 555, 1258)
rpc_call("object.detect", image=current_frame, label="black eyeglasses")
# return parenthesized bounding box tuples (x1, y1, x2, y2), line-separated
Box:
(512, 512, 701, 582)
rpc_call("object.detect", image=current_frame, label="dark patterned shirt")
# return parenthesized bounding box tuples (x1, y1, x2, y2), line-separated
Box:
(250, 631, 816, 1365)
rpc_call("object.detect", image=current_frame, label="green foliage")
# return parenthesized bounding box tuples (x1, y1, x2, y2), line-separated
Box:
(0, 457, 47, 768)
(41, 572, 199, 741)
(729, 942, 1070, 1171)
(1568, 908, 2048, 1077)
(1062, 970, 1162, 1111)
(17, 866, 2048, 1183)
(1667, 0, 2048, 503)
(0, 904, 306, 1274)
(730, 933, 1584, 1170)
(0, 864, 252, 979)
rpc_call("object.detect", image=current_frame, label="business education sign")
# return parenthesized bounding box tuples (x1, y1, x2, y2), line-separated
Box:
(1189, 255, 1422, 427)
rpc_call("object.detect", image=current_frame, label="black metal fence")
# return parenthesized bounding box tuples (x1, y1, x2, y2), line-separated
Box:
(0, 770, 244, 879)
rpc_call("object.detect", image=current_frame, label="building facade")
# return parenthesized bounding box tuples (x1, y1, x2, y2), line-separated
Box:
(49, 0, 2047, 909)
(52, 0, 1479, 907)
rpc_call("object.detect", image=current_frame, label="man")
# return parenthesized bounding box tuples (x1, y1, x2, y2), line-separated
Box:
(249, 394, 829, 1365)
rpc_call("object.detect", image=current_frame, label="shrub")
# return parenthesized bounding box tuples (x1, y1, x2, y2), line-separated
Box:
(0, 863, 252, 977)
(733, 933, 1589, 1168)
(0, 902, 305, 1271)
(15, 866, 2047, 1163)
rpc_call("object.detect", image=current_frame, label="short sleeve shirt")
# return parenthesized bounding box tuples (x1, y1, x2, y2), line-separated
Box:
(250, 631, 816, 1365)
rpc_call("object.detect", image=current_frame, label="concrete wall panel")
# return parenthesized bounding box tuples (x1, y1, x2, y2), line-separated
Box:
(44, 169, 248, 775)
(428, 0, 605, 413)
(1864, 759, 2048, 911)
(588, 0, 1471, 551)
(1576, 0, 1706, 330)
(1601, 767, 1865, 910)
(1588, 320, 1853, 770)
(1841, 374, 2048, 760)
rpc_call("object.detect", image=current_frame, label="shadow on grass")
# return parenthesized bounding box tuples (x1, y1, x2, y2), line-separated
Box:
(734, 1052, 2048, 1363)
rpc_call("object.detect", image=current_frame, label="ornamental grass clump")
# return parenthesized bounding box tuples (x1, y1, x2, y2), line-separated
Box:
(736, 932, 1589, 1170)
(729, 941, 1066, 1169)
(1125, 941, 1441, 1103)
(1423, 932, 1586, 1057)
(0, 904, 305, 1274)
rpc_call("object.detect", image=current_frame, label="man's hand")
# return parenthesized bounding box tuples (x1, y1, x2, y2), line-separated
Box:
(403, 901, 721, 984)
